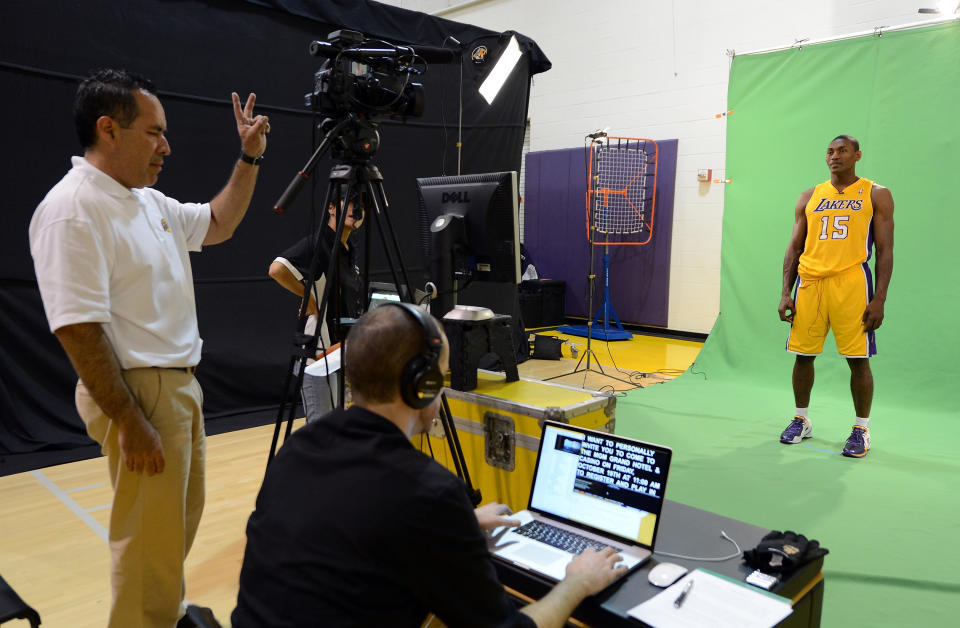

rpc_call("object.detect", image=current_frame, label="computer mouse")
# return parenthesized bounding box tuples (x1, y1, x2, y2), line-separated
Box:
(647, 561, 688, 587)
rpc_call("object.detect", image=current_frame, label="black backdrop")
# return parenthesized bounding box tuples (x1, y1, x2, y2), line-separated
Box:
(0, 0, 549, 473)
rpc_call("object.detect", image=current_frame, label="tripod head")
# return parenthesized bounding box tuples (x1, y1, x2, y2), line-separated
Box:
(319, 114, 381, 164)
(275, 29, 461, 214)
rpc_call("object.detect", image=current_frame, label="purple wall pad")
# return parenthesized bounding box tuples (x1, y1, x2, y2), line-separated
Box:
(524, 139, 677, 327)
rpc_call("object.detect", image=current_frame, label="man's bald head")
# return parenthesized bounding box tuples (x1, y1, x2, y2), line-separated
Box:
(345, 305, 447, 406)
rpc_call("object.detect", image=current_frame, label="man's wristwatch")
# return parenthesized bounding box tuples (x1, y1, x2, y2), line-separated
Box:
(239, 151, 264, 166)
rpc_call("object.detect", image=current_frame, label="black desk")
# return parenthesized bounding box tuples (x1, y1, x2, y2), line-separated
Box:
(494, 500, 824, 628)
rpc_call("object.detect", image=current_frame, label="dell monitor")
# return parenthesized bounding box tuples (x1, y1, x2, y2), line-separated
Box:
(416, 171, 520, 318)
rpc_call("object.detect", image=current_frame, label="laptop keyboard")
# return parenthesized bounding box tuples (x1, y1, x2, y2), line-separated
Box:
(514, 520, 620, 555)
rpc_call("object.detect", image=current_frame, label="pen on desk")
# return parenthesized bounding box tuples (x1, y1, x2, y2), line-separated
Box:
(673, 578, 693, 608)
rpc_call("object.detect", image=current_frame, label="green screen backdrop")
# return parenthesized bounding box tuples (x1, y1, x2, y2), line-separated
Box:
(615, 22, 960, 626)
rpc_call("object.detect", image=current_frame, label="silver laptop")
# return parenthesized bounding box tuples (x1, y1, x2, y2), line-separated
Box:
(490, 421, 672, 582)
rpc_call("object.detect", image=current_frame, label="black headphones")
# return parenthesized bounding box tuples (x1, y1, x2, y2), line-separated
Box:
(388, 302, 445, 409)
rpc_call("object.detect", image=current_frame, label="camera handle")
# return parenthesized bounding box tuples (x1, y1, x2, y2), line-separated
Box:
(272, 116, 353, 214)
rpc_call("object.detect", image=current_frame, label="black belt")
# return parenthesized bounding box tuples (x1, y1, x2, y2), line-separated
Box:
(166, 366, 197, 375)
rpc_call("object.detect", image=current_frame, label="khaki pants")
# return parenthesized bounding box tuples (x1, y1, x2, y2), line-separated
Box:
(76, 368, 205, 628)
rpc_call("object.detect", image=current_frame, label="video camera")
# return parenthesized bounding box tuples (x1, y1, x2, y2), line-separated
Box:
(306, 29, 428, 119)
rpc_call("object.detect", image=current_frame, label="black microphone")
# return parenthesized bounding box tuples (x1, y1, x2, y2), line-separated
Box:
(310, 42, 399, 59)
(403, 45, 461, 64)
(309, 40, 339, 58)
(310, 41, 460, 64)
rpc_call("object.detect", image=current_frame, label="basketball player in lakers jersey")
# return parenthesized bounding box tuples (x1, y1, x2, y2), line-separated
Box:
(777, 135, 894, 458)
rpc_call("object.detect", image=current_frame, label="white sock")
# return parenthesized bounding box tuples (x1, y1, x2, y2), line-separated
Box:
(795, 408, 809, 421)
(855, 417, 870, 429)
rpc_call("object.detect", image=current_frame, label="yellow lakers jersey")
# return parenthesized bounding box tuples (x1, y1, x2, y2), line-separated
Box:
(798, 178, 874, 280)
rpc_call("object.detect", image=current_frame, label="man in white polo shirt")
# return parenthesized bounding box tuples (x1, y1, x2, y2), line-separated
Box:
(28, 68, 270, 628)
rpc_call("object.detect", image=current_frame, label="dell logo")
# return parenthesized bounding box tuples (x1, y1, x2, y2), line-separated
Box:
(442, 191, 471, 203)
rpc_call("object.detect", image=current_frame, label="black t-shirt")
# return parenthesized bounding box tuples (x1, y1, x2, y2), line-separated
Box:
(279, 224, 363, 342)
(232, 406, 535, 628)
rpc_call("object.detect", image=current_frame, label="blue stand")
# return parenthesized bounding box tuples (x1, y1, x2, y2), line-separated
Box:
(558, 252, 632, 341)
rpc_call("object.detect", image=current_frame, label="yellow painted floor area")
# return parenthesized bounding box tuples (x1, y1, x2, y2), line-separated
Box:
(519, 329, 703, 392)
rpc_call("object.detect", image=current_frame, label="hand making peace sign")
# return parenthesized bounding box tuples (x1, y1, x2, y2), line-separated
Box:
(232, 92, 270, 159)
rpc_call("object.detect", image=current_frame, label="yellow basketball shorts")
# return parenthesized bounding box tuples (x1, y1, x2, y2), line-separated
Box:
(786, 263, 876, 358)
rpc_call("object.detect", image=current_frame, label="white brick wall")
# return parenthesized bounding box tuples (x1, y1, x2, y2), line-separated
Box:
(377, 0, 935, 332)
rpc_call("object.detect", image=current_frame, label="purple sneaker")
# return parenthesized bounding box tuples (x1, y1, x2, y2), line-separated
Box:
(780, 416, 811, 444)
(842, 426, 870, 458)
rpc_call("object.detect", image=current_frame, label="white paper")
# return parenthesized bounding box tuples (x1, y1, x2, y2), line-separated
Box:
(627, 569, 793, 628)
(304, 345, 341, 376)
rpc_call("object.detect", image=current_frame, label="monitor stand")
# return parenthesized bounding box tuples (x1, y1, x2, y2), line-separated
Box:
(441, 314, 520, 392)
(458, 281, 528, 365)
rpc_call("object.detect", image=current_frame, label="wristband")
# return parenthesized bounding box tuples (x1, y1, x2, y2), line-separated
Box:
(239, 151, 264, 166)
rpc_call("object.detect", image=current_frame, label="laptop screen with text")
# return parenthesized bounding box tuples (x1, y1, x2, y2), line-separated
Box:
(529, 423, 672, 548)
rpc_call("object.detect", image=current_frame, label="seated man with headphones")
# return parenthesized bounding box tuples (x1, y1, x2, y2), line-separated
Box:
(232, 303, 627, 628)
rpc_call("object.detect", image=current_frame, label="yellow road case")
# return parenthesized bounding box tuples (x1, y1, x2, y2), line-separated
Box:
(420, 371, 616, 513)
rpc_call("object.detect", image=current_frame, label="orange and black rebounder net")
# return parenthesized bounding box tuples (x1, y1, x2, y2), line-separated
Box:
(586, 137, 658, 246)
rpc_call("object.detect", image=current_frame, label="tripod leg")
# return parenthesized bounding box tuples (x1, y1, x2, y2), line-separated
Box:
(268, 354, 301, 463)
(269, 176, 347, 461)
(366, 176, 417, 303)
(542, 346, 588, 381)
(307, 279, 337, 412)
(363, 183, 407, 302)
(440, 393, 481, 506)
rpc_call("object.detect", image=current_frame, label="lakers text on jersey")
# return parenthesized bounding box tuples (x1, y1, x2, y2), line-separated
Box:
(798, 178, 874, 280)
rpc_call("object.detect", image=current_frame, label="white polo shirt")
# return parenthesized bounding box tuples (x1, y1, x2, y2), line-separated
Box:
(29, 156, 211, 369)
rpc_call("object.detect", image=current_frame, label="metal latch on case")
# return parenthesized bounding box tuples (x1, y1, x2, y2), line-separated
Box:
(484, 412, 515, 471)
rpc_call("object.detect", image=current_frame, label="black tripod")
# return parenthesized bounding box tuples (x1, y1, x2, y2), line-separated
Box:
(266, 114, 481, 506)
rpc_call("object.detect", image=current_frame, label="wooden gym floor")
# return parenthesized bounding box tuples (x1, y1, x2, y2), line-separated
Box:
(0, 332, 701, 627)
